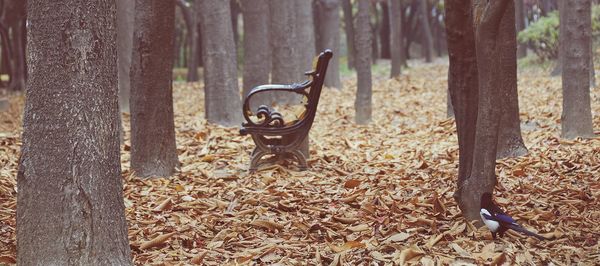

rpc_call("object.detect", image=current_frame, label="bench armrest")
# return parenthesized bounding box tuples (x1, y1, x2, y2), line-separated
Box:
(242, 80, 312, 127)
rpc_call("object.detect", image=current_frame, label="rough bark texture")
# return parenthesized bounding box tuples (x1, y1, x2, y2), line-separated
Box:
(560, 0, 594, 139)
(18, 1, 132, 264)
(130, 0, 179, 177)
(460, 0, 511, 221)
(199, 0, 243, 125)
(269, 0, 301, 104)
(416, 0, 434, 62)
(241, 0, 271, 99)
(117, 0, 134, 113)
(389, 0, 404, 77)
(341, 0, 355, 69)
(315, 0, 342, 89)
(445, 0, 479, 219)
(355, 0, 372, 124)
(515, 0, 527, 58)
(496, 1, 528, 159)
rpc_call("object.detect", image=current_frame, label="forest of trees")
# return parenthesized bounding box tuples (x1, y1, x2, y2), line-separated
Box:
(0, 0, 598, 264)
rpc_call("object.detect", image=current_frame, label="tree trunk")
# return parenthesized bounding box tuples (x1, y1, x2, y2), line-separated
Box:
(355, 0, 372, 124)
(458, 0, 512, 221)
(241, 0, 271, 99)
(496, 1, 528, 159)
(269, 0, 302, 104)
(117, 0, 134, 113)
(389, 0, 404, 77)
(296, 0, 316, 72)
(560, 0, 594, 139)
(18, 1, 132, 264)
(341, 0, 355, 69)
(416, 0, 434, 62)
(176, 0, 199, 82)
(445, 0, 479, 219)
(371, 2, 380, 61)
(231, 0, 241, 48)
(515, 0, 527, 58)
(379, 1, 391, 59)
(200, 0, 243, 125)
(130, 0, 179, 177)
(316, 0, 342, 88)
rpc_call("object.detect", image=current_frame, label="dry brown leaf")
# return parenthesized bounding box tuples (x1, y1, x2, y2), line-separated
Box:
(140, 232, 176, 250)
(328, 241, 365, 253)
(491, 252, 507, 266)
(347, 224, 370, 232)
(152, 197, 172, 212)
(190, 251, 207, 265)
(383, 232, 411, 244)
(395, 246, 424, 265)
(333, 216, 359, 224)
(344, 179, 361, 189)
(250, 219, 285, 232)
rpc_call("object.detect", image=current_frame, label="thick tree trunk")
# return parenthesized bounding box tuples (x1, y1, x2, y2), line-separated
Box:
(496, 1, 528, 159)
(269, 0, 301, 104)
(416, 0, 434, 62)
(355, 0, 372, 124)
(316, 0, 342, 88)
(117, 0, 134, 113)
(389, 0, 404, 78)
(445, 0, 479, 218)
(130, 0, 179, 177)
(296, 0, 316, 72)
(341, 0, 355, 69)
(200, 0, 243, 125)
(515, 0, 527, 58)
(560, 0, 594, 139)
(18, 1, 132, 264)
(241, 0, 271, 99)
(379, 1, 391, 59)
(458, 0, 512, 221)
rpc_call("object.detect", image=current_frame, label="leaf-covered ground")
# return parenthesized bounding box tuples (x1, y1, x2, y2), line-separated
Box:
(1, 60, 600, 265)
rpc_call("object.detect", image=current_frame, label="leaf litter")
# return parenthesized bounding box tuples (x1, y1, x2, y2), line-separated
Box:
(1, 60, 600, 265)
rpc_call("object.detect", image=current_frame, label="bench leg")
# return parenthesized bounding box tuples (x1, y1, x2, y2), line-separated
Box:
(289, 150, 308, 171)
(249, 150, 268, 172)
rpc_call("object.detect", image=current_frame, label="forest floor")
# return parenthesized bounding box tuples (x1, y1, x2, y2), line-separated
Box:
(1, 59, 600, 265)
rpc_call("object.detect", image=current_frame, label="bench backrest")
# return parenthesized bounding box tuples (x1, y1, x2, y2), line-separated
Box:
(299, 49, 332, 131)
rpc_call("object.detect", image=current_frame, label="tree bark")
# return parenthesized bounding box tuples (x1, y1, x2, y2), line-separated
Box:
(560, 0, 594, 139)
(515, 0, 527, 58)
(316, 0, 342, 88)
(355, 0, 372, 124)
(117, 0, 134, 113)
(296, 0, 316, 72)
(416, 0, 434, 62)
(18, 1, 132, 264)
(241, 0, 271, 99)
(389, 0, 404, 77)
(130, 0, 179, 177)
(199, 0, 243, 125)
(445, 0, 479, 219)
(379, 1, 391, 59)
(341, 0, 355, 69)
(458, 0, 512, 221)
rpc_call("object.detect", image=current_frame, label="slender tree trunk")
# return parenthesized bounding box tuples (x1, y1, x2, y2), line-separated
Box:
(296, 0, 316, 71)
(371, 2, 380, 61)
(560, 0, 594, 139)
(241, 0, 271, 99)
(355, 0, 372, 124)
(231, 0, 241, 48)
(176, 0, 199, 82)
(316, 0, 342, 88)
(117, 0, 134, 113)
(445, 0, 479, 216)
(379, 1, 391, 59)
(130, 0, 179, 177)
(389, 0, 404, 77)
(18, 1, 132, 264)
(496, 1, 528, 159)
(416, 0, 434, 62)
(199, 0, 243, 125)
(341, 0, 355, 69)
(515, 0, 527, 58)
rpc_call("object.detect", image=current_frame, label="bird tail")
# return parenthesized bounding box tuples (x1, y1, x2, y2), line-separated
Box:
(505, 223, 547, 240)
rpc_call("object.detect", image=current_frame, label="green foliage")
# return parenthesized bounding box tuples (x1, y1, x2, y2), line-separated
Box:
(518, 5, 600, 61)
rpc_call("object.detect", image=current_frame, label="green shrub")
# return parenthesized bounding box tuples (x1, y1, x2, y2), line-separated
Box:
(517, 5, 600, 61)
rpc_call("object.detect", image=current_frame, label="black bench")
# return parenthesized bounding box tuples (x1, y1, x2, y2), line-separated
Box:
(240, 49, 332, 171)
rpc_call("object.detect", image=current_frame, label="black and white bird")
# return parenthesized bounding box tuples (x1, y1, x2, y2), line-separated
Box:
(479, 192, 547, 240)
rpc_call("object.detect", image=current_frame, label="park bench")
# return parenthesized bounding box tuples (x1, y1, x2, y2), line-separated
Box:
(240, 49, 332, 171)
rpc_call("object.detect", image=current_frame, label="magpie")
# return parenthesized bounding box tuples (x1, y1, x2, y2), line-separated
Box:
(479, 192, 547, 240)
